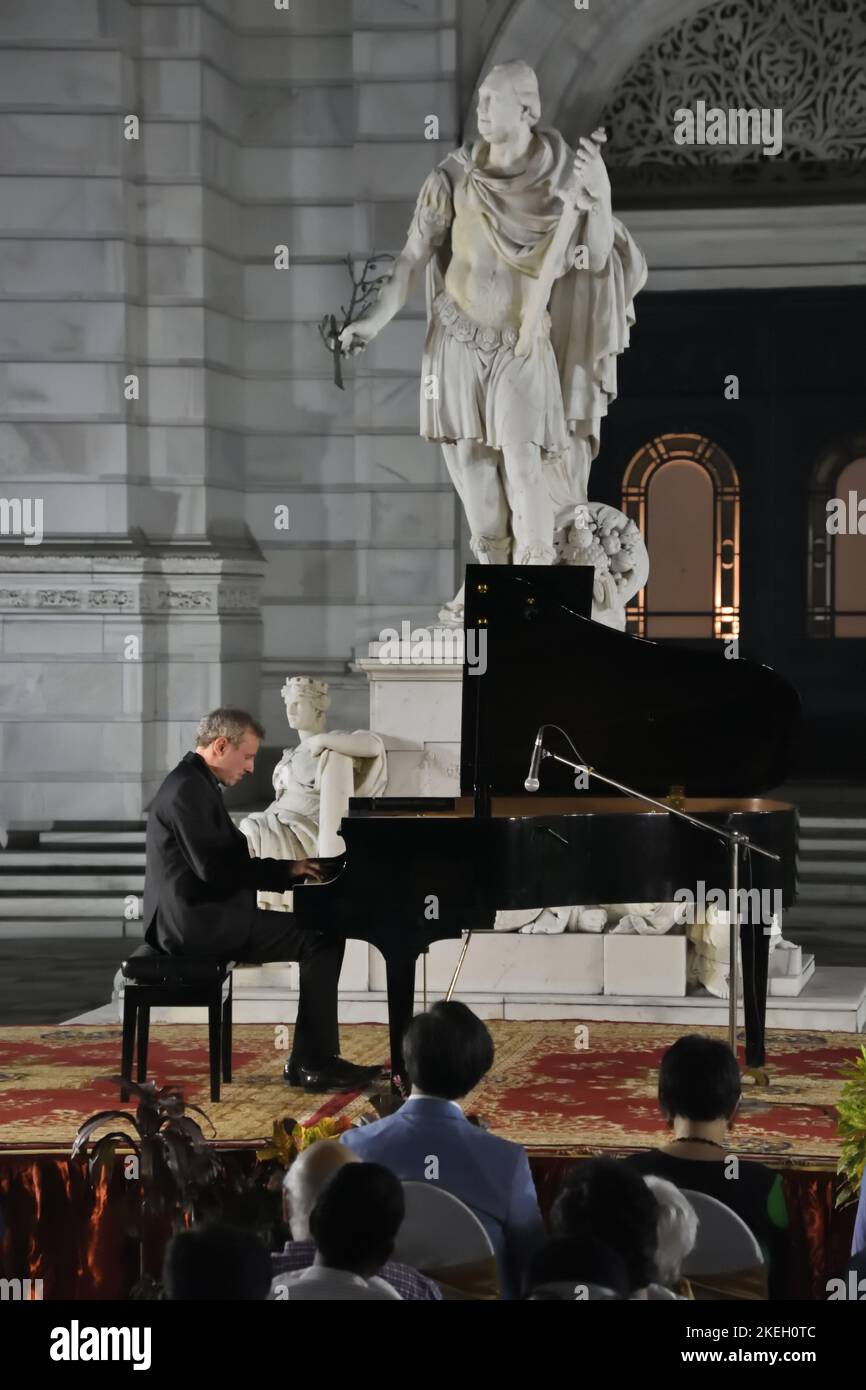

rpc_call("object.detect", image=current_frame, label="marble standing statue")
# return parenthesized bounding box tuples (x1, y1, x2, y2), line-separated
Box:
(240, 677, 387, 911)
(341, 60, 648, 626)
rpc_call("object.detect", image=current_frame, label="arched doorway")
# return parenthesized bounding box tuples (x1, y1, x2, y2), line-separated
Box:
(622, 434, 740, 640)
(809, 442, 866, 638)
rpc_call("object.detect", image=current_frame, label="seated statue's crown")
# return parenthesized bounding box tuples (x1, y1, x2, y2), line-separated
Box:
(281, 675, 330, 707)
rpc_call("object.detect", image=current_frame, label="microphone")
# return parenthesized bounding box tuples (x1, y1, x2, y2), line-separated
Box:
(524, 726, 545, 792)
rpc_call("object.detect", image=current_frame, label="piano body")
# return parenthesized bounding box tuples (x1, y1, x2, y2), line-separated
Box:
(294, 566, 801, 1089)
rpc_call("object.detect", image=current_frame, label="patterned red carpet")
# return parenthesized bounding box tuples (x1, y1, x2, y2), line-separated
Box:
(0, 1020, 853, 1160)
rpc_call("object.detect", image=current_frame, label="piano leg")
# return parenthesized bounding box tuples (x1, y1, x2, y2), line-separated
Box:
(740, 922, 770, 1078)
(385, 954, 418, 1094)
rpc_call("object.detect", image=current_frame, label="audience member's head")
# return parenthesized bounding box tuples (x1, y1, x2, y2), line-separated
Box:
(309, 1162, 405, 1278)
(163, 1222, 272, 1300)
(525, 1236, 630, 1300)
(643, 1176, 698, 1286)
(658, 1034, 741, 1125)
(550, 1158, 659, 1295)
(403, 1000, 494, 1100)
(282, 1138, 359, 1240)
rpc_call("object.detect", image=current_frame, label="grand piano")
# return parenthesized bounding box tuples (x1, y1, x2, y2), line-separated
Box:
(294, 566, 801, 1090)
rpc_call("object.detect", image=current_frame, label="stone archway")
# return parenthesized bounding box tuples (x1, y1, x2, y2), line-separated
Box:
(466, 0, 715, 141)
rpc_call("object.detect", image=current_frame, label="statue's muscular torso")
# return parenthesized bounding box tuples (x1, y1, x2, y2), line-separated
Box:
(443, 177, 530, 331)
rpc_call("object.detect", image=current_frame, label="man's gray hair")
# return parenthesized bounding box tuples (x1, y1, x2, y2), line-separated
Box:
(195, 707, 265, 748)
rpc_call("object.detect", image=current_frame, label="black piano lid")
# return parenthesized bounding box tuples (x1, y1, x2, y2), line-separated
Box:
(459, 565, 801, 800)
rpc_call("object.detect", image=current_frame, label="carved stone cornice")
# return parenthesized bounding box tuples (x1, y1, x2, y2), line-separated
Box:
(0, 538, 265, 613)
(0, 570, 263, 616)
(601, 0, 866, 202)
(0, 554, 264, 578)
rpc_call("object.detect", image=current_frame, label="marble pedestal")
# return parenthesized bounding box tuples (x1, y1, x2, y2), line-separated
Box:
(357, 635, 463, 796)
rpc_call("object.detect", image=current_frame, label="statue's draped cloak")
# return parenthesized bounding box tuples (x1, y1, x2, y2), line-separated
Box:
(412, 130, 648, 517)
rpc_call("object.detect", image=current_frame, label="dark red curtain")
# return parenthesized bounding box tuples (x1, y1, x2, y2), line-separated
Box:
(0, 1150, 855, 1301)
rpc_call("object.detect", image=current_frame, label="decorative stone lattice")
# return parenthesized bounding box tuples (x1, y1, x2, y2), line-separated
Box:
(601, 0, 866, 194)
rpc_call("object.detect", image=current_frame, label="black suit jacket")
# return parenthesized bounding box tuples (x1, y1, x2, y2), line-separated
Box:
(143, 751, 295, 956)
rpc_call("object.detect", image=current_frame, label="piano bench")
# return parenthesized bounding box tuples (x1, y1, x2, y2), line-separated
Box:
(119, 955, 235, 1103)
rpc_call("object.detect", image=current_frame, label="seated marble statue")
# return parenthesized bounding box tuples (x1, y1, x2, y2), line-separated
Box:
(496, 901, 685, 935)
(686, 903, 800, 999)
(240, 676, 387, 912)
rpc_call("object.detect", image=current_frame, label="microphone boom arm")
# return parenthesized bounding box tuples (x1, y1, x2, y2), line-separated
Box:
(529, 735, 780, 1065)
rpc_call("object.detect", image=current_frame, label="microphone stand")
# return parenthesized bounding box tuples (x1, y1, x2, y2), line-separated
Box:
(536, 745, 780, 1066)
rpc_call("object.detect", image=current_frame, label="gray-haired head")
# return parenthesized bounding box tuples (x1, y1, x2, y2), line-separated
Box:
(282, 1141, 359, 1241)
(643, 1175, 698, 1286)
(195, 707, 265, 749)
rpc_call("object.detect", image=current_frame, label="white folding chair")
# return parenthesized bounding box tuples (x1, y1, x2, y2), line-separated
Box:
(680, 1188, 764, 1274)
(393, 1180, 496, 1270)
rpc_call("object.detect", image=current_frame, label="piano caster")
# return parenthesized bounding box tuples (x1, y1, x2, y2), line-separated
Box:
(742, 1065, 770, 1088)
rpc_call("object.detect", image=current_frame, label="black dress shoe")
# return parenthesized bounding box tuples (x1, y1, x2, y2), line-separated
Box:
(283, 1055, 386, 1093)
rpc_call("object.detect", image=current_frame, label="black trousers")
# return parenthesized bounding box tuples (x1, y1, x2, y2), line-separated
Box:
(236, 910, 345, 1065)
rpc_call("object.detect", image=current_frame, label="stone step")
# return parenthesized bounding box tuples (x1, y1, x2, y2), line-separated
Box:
(797, 883, 866, 903)
(39, 831, 146, 846)
(799, 835, 866, 849)
(785, 903, 864, 926)
(0, 852, 146, 867)
(0, 896, 132, 918)
(0, 919, 143, 940)
(0, 875, 144, 891)
(800, 811, 866, 822)
(97, 965, 866, 1032)
(798, 858, 866, 876)
(49, 820, 146, 831)
(799, 831, 866, 845)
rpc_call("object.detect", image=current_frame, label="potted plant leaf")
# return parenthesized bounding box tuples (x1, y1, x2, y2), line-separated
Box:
(836, 1044, 866, 1208)
(72, 1078, 222, 1298)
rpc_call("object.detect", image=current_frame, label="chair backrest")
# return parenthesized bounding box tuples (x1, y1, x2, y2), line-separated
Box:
(394, 1181, 495, 1269)
(679, 1189, 764, 1274)
(271, 1273, 401, 1301)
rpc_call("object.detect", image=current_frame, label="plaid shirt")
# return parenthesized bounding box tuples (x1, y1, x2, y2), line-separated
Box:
(271, 1241, 442, 1301)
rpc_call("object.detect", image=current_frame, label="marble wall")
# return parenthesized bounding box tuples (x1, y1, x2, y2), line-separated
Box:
(241, 0, 461, 749)
(0, 0, 462, 821)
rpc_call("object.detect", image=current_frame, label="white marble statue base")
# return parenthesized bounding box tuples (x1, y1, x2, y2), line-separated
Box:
(107, 961, 864, 1032)
(356, 641, 462, 795)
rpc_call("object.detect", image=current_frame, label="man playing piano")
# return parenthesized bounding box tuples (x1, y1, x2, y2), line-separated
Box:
(141, 707, 382, 1093)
